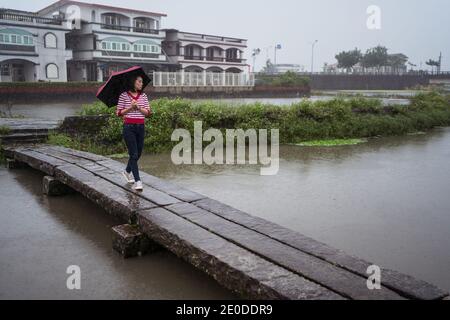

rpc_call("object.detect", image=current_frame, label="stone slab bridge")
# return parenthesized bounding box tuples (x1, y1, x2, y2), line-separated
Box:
(3, 144, 449, 300)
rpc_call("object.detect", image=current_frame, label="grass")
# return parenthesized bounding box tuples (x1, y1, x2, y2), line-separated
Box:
(294, 138, 367, 147)
(0, 126, 11, 135)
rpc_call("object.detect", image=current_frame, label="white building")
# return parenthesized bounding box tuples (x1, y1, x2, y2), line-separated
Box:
(162, 29, 248, 74)
(0, 0, 249, 83)
(0, 8, 72, 82)
(273, 64, 304, 74)
(37, 0, 177, 82)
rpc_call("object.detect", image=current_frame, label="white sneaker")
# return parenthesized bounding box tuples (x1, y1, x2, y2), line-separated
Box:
(134, 180, 143, 191)
(122, 171, 134, 184)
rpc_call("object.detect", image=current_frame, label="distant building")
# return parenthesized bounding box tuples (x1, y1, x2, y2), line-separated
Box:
(37, 0, 176, 82)
(162, 29, 248, 73)
(323, 63, 338, 73)
(0, 0, 249, 82)
(0, 8, 73, 82)
(273, 64, 304, 74)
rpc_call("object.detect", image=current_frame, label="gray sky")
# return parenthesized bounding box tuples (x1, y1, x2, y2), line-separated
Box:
(2, 0, 449, 71)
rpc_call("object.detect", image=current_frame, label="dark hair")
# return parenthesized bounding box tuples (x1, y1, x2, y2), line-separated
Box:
(128, 74, 143, 92)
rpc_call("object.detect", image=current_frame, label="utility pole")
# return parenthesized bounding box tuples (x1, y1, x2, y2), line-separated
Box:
(310, 40, 318, 73)
(274, 44, 282, 67)
(252, 48, 261, 73)
(438, 52, 442, 74)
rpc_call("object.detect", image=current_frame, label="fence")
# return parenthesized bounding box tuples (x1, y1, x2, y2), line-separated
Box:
(152, 71, 255, 87)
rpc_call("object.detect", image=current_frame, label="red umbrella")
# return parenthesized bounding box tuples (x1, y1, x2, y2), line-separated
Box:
(96, 66, 152, 108)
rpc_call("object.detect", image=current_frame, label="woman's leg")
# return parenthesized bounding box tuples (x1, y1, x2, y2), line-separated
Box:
(132, 124, 145, 181)
(136, 124, 145, 160)
(123, 125, 140, 182)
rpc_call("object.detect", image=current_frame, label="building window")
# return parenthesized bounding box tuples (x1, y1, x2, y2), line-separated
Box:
(0, 30, 34, 46)
(44, 33, 57, 48)
(104, 14, 118, 26)
(132, 43, 159, 53)
(0, 34, 33, 45)
(46, 63, 59, 79)
(101, 40, 130, 52)
(1, 64, 10, 76)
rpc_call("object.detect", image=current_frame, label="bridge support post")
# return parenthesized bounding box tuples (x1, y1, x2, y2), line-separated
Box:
(43, 175, 75, 196)
(5, 158, 26, 169)
(112, 224, 161, 258)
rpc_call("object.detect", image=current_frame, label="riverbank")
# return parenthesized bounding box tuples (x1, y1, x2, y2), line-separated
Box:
(0, 81, 310, 104)
(45, 92, 450, 156)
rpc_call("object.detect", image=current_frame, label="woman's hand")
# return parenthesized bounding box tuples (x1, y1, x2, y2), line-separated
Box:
(131, 100, 138, 110)
(138, 106, 151, 117)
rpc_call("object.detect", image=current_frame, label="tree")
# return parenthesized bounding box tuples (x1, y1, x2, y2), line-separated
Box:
(426, 59, 440, 73)
(261, 59, 276, 74)
(335, 48, 362, 73)
(387, 53, 409, 74)
(361, 45, 389, 72)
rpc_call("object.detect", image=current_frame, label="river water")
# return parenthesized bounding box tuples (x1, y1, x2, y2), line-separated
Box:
(129, 127, 450, 293)
(1, 94, 449, 298)
(0, 167, 237, 299)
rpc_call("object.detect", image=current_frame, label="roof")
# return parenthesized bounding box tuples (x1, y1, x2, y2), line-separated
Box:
(37, 0, 167, 17)
(161, 28, 247, 42)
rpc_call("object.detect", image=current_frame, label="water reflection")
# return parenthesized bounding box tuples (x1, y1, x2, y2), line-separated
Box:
(0, 167, 236, 299)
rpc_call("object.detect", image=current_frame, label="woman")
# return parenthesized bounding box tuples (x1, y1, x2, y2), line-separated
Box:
(116, 75, 152, 191)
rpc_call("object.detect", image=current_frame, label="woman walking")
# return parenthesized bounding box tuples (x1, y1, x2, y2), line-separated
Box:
(116, 75, 152, 191)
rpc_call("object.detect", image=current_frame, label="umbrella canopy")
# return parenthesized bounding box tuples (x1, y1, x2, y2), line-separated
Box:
(96, 66, 152, 108)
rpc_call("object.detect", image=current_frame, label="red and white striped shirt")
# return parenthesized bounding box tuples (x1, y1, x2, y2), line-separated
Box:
(116, 91, 151, 124)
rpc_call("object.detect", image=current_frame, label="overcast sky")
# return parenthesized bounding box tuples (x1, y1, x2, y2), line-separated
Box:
(2, 0, 449, 71)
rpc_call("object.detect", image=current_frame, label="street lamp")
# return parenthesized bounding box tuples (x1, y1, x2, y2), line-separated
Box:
(252, 48, 261, 73)
(274, 44, 282, 66)
(310, 40, 318, 73)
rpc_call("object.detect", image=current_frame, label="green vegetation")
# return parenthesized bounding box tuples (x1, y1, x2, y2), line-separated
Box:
(334, 45, 408, 73)
(256, 71, 310, 87)
(47, 92, 450, 155)
(294, 138, 367, 147)
(0, 125, 11, 135)
(0, 110, 25, 119)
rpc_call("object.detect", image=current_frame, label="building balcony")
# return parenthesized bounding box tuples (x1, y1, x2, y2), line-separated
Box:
(0, 44, 35, 52)
(183, 55, 246, 64)
(0, 11, 64, 26)
(184, 55, 204, 61)
(94, 50, 164, 60)
(179, 32, 247, 46)
(99, 23, 160, 35)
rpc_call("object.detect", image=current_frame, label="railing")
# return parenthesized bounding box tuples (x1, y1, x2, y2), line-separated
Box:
(0, 12, 63, 25)
(256, 71, 450, 76)
(100, 51, 159, 59)
(180, 32, 246, 44)
(0, 44, 35, 52)
(183, 55, 246, 63)
(184, 55, 204, 61)
(153, 71, 255, 87)
(99, 23, 159, 34)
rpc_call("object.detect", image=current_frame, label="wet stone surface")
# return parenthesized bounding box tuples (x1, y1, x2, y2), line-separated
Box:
(112, 224, 162, 258)
(42, 175, 75, 196)
(5, 158, 27, 169)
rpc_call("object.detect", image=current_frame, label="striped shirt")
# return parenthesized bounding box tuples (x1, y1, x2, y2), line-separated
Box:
(116, 91, 151, 124)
